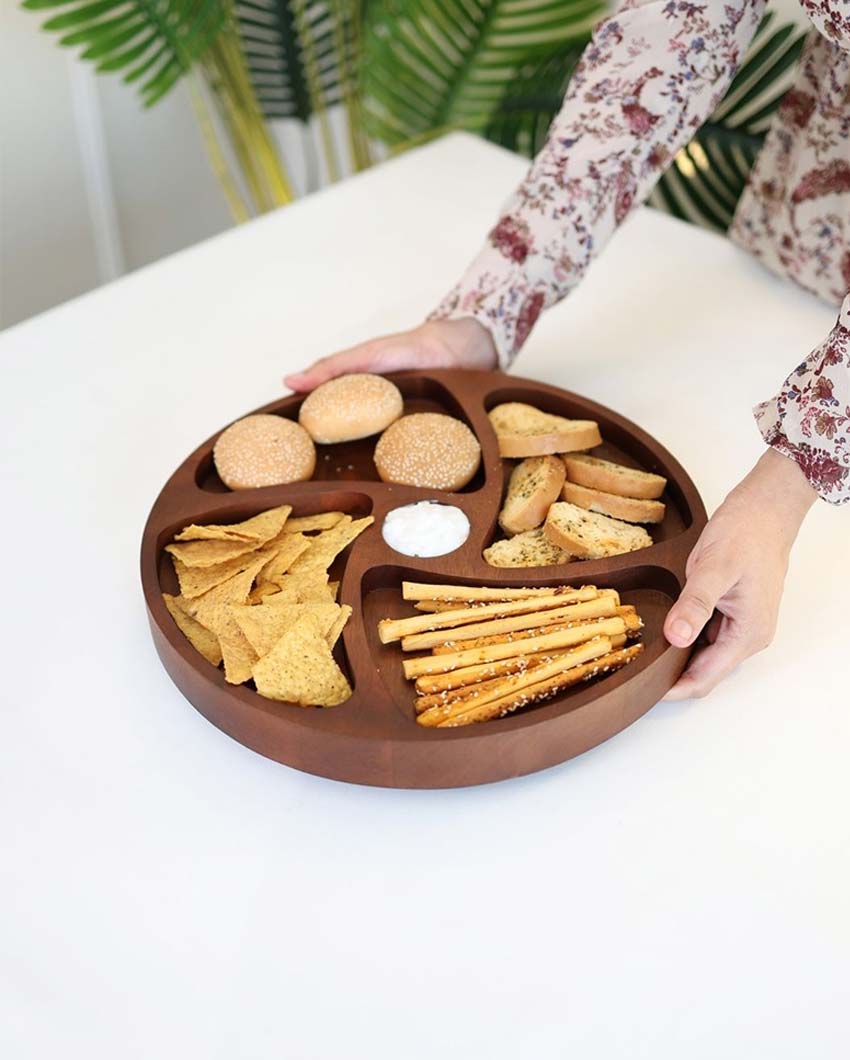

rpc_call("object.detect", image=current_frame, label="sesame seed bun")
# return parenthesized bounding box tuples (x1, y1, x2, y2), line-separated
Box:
(298, 373, 403, 444)
(213, 414, 316, 490)
(374, 413, 481, 491)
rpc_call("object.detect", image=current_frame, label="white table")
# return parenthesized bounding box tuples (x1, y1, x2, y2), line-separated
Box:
(2, 133, 848, 1059)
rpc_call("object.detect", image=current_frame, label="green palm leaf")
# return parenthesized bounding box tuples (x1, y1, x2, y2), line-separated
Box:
(361, 0, 604, 146)
(236, 0, 370, 174)
(649, 11, 807, 231)
(485, 44, 583, 156)
(22, 0, 229, 106)
(236, 0, 327, 121)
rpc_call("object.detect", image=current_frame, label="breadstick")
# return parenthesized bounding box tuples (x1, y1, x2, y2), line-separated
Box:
(413, 629, 629, 697)
(402, 616, 626, 680)
(378, 589, 604, 644)
(401, 582, 598, 603)
(415, 650, 571, 711)
(400, 595, 618, 652)
(429, 604, 639, 654)
(417, 638, 612, 728)
(413, 595, 622, 614)
(414, 599, 491, 613)
(434, 644, 645, 727)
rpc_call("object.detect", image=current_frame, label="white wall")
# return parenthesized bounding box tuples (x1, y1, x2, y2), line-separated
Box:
(0, 0, 232, 330)
(0, 0, 102, 326)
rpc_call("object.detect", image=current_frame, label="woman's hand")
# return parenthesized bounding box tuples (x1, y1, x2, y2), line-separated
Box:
(663, 447, 817, 700)
(284, 317, 497, 392)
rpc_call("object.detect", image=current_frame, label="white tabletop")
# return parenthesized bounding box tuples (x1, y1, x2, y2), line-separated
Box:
(2, 133, 848, 1058)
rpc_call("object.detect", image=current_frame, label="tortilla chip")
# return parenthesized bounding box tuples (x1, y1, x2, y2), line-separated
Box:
(256, 533, 311, 585)
(165, 536, 261, 569)
(326, 604, 352, 648)
(247, 582, 285, 605)
(168, 505, 292, 564)
(181, 554, 267, 616)
(252, 614, 351, 706)
(287, 516, 374, 574)
(163, 593, 222, 666)
(193, 601, 258, 684)
(173, 524, 259, 543)
(263, 572, 334, 605)
(283, 512, 345, 534)
(328, 582, 340, 601)
(230, 604, 298, 657)
(225, 505, 292, 541)
(231, 602, 341, 657)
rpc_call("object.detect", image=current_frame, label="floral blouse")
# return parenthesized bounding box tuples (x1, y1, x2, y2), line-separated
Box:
(431, 0, 850, 504)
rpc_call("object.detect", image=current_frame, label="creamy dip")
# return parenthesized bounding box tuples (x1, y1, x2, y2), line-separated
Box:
(382, 502, 470, 558)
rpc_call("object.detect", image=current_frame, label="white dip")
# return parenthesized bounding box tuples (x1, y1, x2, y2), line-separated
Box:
(382, 502, 470, 558)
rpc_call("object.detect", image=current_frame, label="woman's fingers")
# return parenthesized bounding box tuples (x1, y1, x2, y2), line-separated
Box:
(284, 318, 499, 393)
(284, 342, 391, 392)
(662, 622, 751, 700)
(663, 556, 735, 648)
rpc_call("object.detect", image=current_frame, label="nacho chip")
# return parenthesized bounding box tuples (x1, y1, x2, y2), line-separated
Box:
(252, 614, 351, 706)
(263, 571, 335, 605)
(168, 505, 293, 564)
(166, 536, 261, 569)
(181, 554, 267, 616)
(193, 601, 258, 684)
(231, 602, 341, 658)
(247, 582, 286, 605)
(283, 512, 345, 534)
(230, 604, 299, 658)
(171, 548, 256, 599)
(256, 533, 311, 585)
(326, 604, 352, 648)
(287, 516, 374, 574)
(226, 505, 292, 541)
(173, 524, 259, 543)
(163, 593, 222, 666)
(328, 582, 340, 601)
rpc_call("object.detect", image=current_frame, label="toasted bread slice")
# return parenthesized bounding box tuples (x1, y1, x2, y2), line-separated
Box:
(483, 528, 573, 568)
(561, 481, 665, 524)
(488, 403, 602, 458)
(562, 453, 666, 500)
(498, 455, 566, 535)
(544, 502, 652, 559)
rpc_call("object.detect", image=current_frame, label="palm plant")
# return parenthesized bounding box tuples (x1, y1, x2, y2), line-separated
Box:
(24, 0, 806, 236)
(22, 0, 296, 219)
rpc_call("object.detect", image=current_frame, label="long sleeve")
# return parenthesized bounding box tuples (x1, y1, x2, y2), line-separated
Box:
(430, 0, 766, 366)
(754, 295, 850, 503)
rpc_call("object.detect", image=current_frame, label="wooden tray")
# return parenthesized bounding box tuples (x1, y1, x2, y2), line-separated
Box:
(141, 370, 706, 788)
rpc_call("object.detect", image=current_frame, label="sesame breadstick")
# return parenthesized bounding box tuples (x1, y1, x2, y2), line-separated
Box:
(414, 631, 629, 699)
(378, 588, 604, 644)
(429, 604, 641, 654)
(401, 582, 598, 603)
(434, 644, 645, 727)
(416, 638, 612, 728)
(399, 595, 618, 652)
(401, 616, 626, 680)
(414, 650, 574, 712)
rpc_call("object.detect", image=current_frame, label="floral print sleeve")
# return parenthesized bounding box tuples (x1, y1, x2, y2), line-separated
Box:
(430, 0, 766, 363)
(754, 296, 850, 502)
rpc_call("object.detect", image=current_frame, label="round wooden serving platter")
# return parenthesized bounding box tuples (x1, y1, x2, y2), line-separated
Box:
(141, 370, 707, 788)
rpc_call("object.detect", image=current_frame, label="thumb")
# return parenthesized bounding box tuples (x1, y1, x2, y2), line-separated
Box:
(284, 346, 380, 392)
(664, 559, 734, 648)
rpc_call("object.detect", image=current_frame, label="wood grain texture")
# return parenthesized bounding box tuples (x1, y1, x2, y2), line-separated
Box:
(140, 370, 707, 788)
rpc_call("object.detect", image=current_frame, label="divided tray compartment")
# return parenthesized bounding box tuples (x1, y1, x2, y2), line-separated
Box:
(141, 370, 707, 788)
